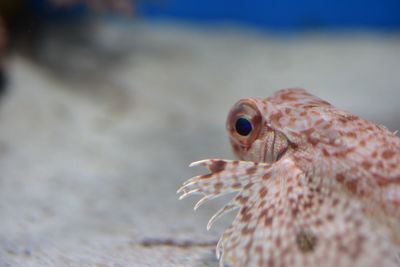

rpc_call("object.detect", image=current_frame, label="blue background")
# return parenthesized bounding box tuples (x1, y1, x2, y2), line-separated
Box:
(32, 0, 400, 31)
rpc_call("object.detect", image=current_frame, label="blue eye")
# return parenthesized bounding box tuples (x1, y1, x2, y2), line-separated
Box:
(235, 117, 253, 136)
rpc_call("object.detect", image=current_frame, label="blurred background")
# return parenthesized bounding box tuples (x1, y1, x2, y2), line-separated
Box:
(0, 1, 399, 266)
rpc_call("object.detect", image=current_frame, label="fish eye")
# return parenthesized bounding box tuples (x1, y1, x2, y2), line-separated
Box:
(235, 117, 253, 136)
(227, 99, 262, 147)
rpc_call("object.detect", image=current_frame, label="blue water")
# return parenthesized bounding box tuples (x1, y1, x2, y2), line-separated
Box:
(30, 0, 400, 31)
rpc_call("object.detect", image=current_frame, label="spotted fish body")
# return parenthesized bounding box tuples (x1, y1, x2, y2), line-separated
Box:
(178, 89, 400, 267)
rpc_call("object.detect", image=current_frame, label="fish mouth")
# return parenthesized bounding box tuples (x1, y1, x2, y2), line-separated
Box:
(263, 129, 289, 164)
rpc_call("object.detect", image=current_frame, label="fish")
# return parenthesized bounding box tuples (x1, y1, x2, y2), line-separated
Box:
(178, 88, 400, 267)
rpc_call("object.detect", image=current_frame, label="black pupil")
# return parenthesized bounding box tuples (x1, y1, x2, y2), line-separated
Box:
(235, 118, 253, 136)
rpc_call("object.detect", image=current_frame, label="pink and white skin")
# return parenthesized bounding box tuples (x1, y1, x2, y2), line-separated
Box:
(178, 88, 400, 267)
